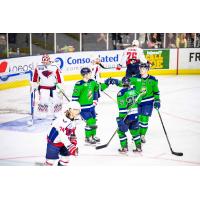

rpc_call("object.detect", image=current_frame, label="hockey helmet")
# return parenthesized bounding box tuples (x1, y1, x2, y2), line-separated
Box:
(80, 67, 92, 76)
(67, 101, 81, 111)
(41, 54, 52, 65)
(139, 63, 150, 70)
(132, 40, 139, 47)
(122, 76, 131, 87)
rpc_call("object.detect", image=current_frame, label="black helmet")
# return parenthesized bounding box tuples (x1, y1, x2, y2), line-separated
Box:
(139, 63, 150, 69)
(122, 76, 130, 87)
(80, 67, 91, 76)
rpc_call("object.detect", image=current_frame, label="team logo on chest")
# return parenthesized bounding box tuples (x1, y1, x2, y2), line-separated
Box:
(42, 70, 53, 78)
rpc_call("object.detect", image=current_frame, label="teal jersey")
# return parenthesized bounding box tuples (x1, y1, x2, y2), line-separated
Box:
(119, 74, 160, 105)
(72, 79, 99, 109)
(117, 86, 142, 118)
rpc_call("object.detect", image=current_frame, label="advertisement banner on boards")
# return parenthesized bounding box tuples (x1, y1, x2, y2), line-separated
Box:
(179, 48, 200, 69)
(144, 49, 170, 69)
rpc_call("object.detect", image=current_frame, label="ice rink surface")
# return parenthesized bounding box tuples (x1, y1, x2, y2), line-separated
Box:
(0, 75, 200, 166)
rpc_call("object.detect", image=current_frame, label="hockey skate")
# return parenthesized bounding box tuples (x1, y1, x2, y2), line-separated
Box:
(133, 145, 142, 153)
(141, 135, 146, 143)
(118, 147, 128, 154)
(92, 136, 100, 143)
(85, 137, 96, 146)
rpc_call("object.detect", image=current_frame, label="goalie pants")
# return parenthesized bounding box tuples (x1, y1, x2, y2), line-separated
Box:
(38, 87, 62, 114)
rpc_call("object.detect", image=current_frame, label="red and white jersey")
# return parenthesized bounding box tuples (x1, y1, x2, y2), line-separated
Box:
(33, 64, 62, 89)
(47, 114, 76, 147)
(120, 46, 147, 66)
(90, 63, 100, 82)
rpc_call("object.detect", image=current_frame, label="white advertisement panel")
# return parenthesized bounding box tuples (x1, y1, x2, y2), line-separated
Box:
(0, 50, 124, 76)
(179, 48, 200, 69)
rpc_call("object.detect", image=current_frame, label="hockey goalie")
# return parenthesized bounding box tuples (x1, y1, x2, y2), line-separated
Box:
(32, 54, 63, 120)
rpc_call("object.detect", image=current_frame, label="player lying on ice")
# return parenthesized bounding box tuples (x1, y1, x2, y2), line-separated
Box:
(45, 101, 81, 166)
(71, 67, 111, 145)
(105, 63, 161, 145)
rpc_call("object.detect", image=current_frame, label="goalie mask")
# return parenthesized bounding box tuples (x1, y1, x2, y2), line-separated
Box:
(41, 54, 52, 65)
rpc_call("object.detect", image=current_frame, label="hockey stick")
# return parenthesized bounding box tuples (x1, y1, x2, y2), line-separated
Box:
(157, 109, 183, 156)
(96, 92, 144, 150)
(56, 84, 70, 102)
(101, 91, 117, 103)
(27, 88, 36, 126)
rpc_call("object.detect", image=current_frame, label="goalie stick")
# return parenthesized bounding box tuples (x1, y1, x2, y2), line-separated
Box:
(157, 109, 183, 156)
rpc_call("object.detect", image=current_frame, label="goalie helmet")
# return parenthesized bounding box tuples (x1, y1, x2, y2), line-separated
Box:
(80, 67, 91, 76)
(41, 54, 52, 65)
(132, 40, 139, 47)
(122, 76, 131, 87)
(67, 101, 81, 111)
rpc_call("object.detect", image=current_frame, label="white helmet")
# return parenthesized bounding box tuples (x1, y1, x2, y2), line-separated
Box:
(132, 40, 139, 47)
(67, 101, 81, 111)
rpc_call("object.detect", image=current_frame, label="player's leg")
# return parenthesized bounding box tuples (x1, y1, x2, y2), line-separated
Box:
(81, 110, 97, 145)
(45, 143, 60, 166)
(58, 146, 70, 166)
(38, 89, 50, 119)
(138, 104, 153, 143)
(90, 108, 100, 142)
(129, 120, 142, 152)
(116, 117, 129, 153)
(117, 130, 128, 153)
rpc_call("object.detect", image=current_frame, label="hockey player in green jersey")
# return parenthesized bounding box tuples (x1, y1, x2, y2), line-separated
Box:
(115, 77, 144, 153)
(105, 63, 160, 143)
(72, 67, 109, 145)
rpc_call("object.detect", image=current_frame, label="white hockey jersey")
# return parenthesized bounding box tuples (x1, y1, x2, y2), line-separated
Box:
(33, 64, 62, 89)
(120, 46, 147, 67)
(47, 114, 76, 147)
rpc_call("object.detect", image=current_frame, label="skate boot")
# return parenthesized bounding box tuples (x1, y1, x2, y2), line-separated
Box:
(141, 135, 146, 143)
(133, 144, 142, 153)
(118, 147, 128, 154)
(85, 137, 96, 145)
(92, 136, 100, 143)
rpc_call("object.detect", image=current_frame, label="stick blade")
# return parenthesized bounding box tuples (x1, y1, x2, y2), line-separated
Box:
(172, 151, 183, 156)
(96, 144, 108, 150)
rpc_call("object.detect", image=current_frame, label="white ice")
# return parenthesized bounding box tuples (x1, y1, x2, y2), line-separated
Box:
(0, 75, 200, 166)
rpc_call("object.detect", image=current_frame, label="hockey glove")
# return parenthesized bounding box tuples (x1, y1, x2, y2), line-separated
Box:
(116, 64, 122, 70)
(105, 78, 120, 86)
(69, 134, 77, 146)
(67, 144, 78, 156)
(116, 117, 128, 132)
(154, 100, 161, 109)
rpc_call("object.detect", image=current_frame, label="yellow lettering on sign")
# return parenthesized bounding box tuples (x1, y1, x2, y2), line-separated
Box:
(145, 54, 164, 69)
